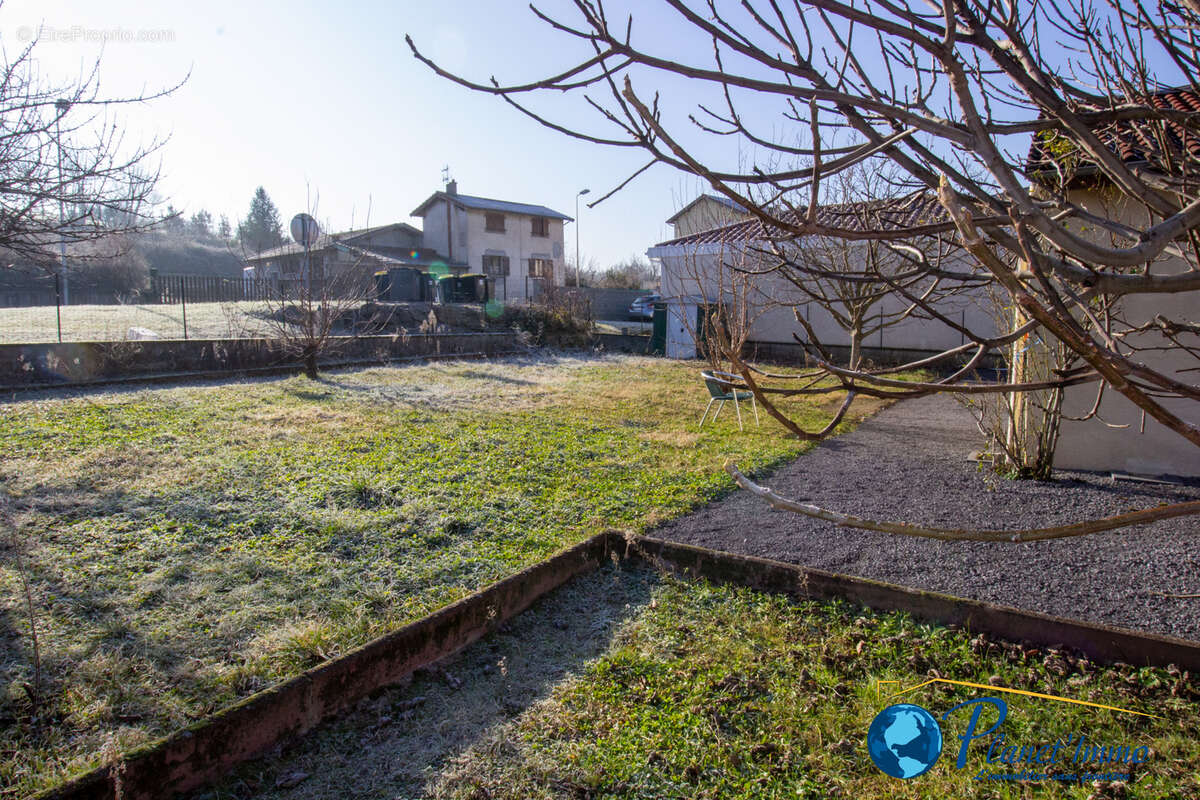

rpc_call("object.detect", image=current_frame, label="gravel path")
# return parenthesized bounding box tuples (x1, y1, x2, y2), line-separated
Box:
(654, 394, 1200, 642)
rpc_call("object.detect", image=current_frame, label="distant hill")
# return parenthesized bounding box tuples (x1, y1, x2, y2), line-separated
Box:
(0, 230, 246, 305)
(139, 231, 243, 278)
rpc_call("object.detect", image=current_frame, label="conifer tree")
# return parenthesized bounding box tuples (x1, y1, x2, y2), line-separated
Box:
(237, 187, 284, 254)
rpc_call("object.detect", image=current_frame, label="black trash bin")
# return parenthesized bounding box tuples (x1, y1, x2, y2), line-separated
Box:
(436, 274, 490, 303)
(374, 268, 424, 302)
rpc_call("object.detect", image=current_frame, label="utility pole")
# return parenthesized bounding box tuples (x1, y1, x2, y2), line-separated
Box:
(55, 99, 71, 305)
(575, 188, 590, 288)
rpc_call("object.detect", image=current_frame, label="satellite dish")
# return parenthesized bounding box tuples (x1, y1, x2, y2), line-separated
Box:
(290, 213, 321, 247)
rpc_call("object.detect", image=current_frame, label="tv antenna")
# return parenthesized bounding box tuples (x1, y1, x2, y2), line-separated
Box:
(442, 164, 452, 187)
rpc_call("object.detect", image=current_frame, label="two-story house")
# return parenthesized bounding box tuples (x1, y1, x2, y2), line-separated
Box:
(411, 181, 572, 301)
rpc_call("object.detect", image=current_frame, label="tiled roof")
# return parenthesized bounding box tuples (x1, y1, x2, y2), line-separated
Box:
(411, 191, 572, 220)
(654, 192, 949, 247)
(245, 222, 422, 261)
(1027, 89, 1200, 178)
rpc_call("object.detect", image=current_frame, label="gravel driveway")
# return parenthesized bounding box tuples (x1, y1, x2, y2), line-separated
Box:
(654, 393, 1200, 642)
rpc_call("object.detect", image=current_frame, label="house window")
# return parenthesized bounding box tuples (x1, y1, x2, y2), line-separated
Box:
(531, 216, 549, 237)
(482, 255, 510, 276)
(528, 258, 554, 278)
(485, 212, 506, 232)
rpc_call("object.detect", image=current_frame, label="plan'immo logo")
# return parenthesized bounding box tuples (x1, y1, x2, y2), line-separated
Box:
(866, 679, 1156, 783)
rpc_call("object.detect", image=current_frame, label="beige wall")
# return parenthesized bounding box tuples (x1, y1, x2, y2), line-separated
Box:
(670, 197, 753, 238)
(418, 198, 469, 265)
(463, 209, 566, 297)
(1052, 191, 1200, 475)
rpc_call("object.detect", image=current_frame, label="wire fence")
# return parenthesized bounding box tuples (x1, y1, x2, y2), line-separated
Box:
(0, 273, 614, 345)
(0, 274, 281, 343)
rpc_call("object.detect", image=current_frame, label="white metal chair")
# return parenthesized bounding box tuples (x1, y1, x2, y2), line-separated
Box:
(699, 370, 760, 431)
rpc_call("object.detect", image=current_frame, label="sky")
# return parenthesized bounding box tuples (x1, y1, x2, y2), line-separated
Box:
(2, 0, 753, 269)
(6, 1, 1164, 270)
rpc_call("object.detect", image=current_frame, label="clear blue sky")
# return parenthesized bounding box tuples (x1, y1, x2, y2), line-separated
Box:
(12, 2, 1153, 267)
(4, 0, 754, 268)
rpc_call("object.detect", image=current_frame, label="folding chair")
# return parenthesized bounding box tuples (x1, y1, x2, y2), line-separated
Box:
(699, 370, 760, 431)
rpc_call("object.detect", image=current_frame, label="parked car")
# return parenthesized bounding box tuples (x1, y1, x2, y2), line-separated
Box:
(628, 294, 661, 321)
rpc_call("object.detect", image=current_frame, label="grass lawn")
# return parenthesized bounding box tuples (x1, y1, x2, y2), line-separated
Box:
(426, 573, 1198, 800)
(202, 566, 1198, 800)
(0, 354, 878, 795)
(0, 301, 271, 343)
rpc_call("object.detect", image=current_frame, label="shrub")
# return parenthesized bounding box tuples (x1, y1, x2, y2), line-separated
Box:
(497, 287, 594, 347)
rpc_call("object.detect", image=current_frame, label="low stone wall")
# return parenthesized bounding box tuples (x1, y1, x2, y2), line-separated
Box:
(0, 332, 522, 390)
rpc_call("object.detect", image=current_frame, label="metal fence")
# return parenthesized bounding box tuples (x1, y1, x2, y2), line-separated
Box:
(0, 274, 279, 343)
(0, 272, 598, 345)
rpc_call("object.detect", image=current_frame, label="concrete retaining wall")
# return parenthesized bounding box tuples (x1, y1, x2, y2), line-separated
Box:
(0, 332, 522, 390)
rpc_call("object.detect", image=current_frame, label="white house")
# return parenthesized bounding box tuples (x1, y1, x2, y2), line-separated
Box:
(1023, 100, 1200, 477)
(411, 181, 572, 302)
(648, 186, 1200, 477)
(647, 195, 997, 361)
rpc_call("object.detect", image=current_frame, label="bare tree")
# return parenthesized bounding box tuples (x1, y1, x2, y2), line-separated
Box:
(595, 255, 658, 289)
(256, 258, 383, 380)
(959, 284, 1085, 479)
(409, 0, 1200, 538)
(0, 31, 179, 272)
(761, 167, 986, 371)
(564, 253, 602, 287)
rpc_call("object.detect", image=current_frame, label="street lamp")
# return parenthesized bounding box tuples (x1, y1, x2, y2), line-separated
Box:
(55, 99, 71, 307)
(575, 188, 590, 288)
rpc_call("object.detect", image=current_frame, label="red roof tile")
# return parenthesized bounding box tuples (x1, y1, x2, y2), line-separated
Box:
(654, 192, 949, 247)
(1027, 88, 1200, 178)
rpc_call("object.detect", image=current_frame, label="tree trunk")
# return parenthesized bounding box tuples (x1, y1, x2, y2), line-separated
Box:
(303, 347, 319, 379)
(848, 327, 862, 371)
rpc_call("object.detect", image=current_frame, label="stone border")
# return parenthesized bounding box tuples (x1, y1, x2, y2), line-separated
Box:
(0, 332, 522, 391)
(623, 534, 1200, 672)
(36, 535, 613, 800)
(35, 532, 1200, 799)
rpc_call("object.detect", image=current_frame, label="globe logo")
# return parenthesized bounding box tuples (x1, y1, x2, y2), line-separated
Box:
(866, 703, 943, 778)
